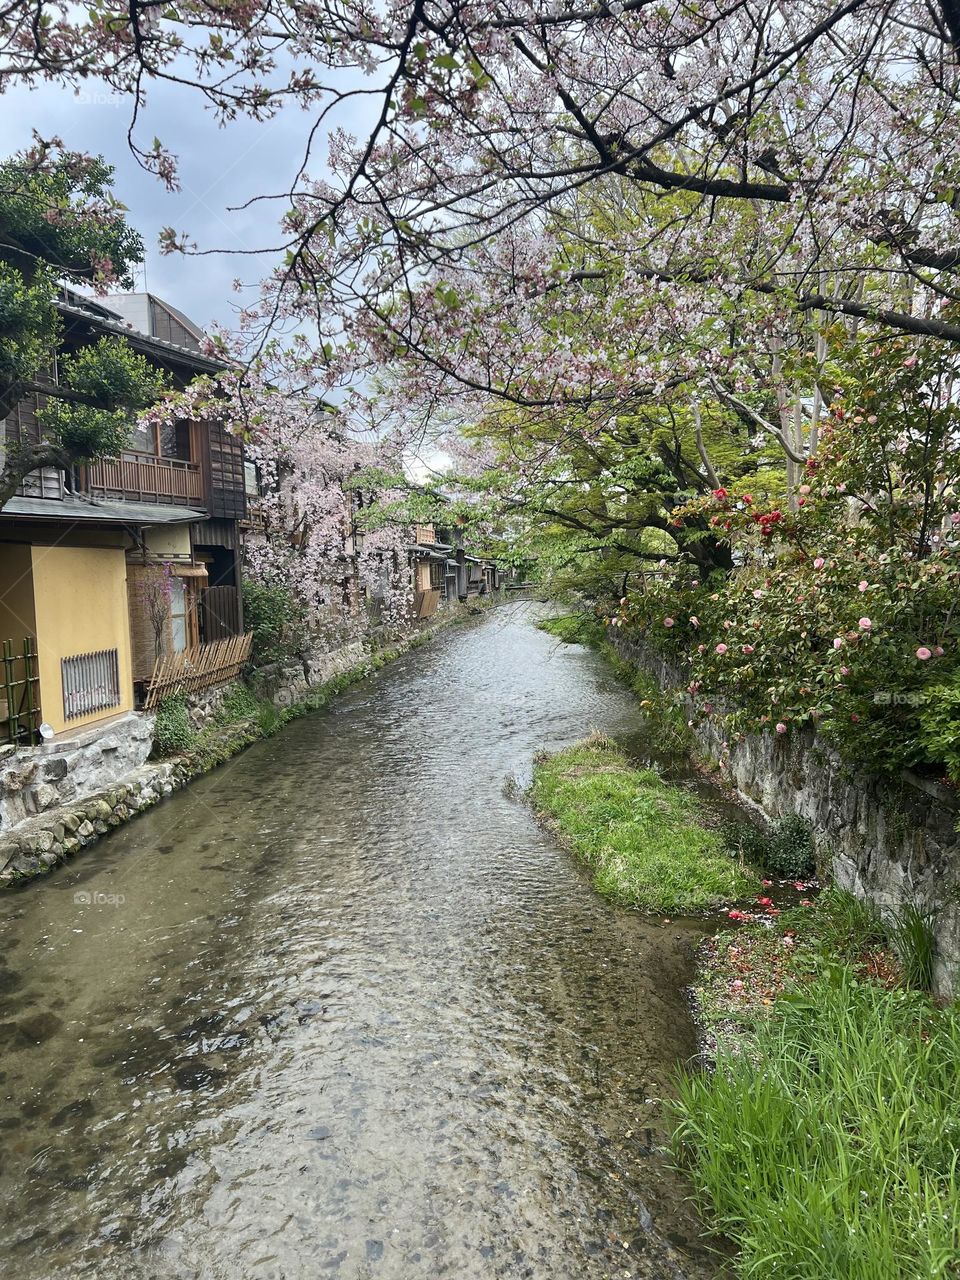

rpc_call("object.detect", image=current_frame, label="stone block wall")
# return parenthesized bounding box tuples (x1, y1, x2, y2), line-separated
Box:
(611, 631, 960, 998)
(0, 712, 154, 833)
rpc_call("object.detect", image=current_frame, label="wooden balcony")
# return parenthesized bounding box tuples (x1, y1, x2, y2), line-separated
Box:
(82, 452, 204, 507)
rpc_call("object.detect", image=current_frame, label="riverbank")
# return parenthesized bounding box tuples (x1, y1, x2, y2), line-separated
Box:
(673, 891, 960, 1279)
(0, 600, 498, 886)
(530, 734, 758, 913)
(539, 611, 960, 1276)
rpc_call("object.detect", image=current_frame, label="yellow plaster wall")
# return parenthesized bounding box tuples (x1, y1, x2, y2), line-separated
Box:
(31, 545, 134, 733)
(0, 544, 37, 643)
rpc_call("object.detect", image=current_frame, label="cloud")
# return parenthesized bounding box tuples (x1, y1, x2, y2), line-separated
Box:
(0, 72, 375, 335)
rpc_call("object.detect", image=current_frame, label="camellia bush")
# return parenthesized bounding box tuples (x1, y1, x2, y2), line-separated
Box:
(609, 340, 960, 781)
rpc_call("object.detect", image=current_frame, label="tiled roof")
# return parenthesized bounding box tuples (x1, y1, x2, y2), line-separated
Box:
(55, 297, 230, 373)
(1, 494, 206, 525)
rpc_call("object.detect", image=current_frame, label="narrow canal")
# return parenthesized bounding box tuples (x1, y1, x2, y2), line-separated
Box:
(0, 602, 725, 1279)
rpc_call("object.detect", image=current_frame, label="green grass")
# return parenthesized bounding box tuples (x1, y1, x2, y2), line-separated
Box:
(673, 970, 960, 1279)
(530, 735, 758, 913)
(675, 889, 958, 1279)
(537, 611, 606, 646)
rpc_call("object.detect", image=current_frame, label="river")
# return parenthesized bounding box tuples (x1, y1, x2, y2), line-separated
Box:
(0, 602, 727, 1279)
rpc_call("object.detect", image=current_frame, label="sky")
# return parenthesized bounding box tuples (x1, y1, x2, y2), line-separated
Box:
(0, 73, 374, 334)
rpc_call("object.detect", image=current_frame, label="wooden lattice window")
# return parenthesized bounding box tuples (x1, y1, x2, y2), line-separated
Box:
(61, 649, 121, 721)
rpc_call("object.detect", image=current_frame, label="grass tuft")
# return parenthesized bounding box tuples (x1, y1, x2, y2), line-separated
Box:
(673, 969, 960, 1279)
(530, 735, 758, 913)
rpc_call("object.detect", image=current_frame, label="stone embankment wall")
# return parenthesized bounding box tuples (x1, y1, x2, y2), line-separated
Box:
(0, 598, 500, 888)
(610, 631, 960, 998)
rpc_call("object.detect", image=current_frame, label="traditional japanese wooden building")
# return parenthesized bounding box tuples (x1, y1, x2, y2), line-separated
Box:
(0, 289, 248, 743)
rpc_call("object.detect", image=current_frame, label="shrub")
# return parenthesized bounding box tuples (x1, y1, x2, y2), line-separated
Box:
(764, 814, 816, 878)
(722, 814, 816, 878)
(917, 673, 960, 782)
(151, 694, 196, 758)
(242, 578, 306, 663)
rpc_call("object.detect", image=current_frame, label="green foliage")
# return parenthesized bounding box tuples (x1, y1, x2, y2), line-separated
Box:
(151, 695, 196, 758)
(0, 149, 143, 288)
(801, 886, 887, 965)
(889, 904, 937, 993)
(216, 682, 260, 723)
(0, 148, 165, 498)
(537, 612, 605, 646)
(242, 579, 306, 663)
(530, 735, 758, 913)
(917, 672, 960, 782)
(723, 814, 816, 878)
(37, 337, 167, 458)
(673, 969, 960, 1279)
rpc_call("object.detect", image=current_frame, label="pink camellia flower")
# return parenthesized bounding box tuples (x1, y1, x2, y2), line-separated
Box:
(742, 644, 754, 654)
(715, 643, 728, 654)
(850, 713, 860, 723)
(903, 355, 918, 368)
(858, 617, 872, 630)
(867, 415, 878, 424)
(916, 646, 932, 660)
(663, 616, 675, 628)
(798, 497, 806, 506)
(697, 643, 707, 653)
(775, 722, 787, 734)
(753, 589, 763, 599)
(798, 484, 811, 495)
(833, 637, 843, 650)
(731, 979, 744, 990)
(813, 557, 825, 569)
(723, 619, 733, 629)
(757, 896, 773, 906)
(783, 935, 795, 947)
(858, 580, 868, 592)
(934, 645, 944, 656)
(689, 615, 700, 628)
(840, 665, 850, 675)
(952, 513, 960, 526)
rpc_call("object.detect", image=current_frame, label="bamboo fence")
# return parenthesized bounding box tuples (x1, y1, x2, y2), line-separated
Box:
(144, 633, 253, 709)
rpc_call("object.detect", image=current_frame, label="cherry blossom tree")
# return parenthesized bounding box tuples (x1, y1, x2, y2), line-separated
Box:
(140, 349, 415, 637)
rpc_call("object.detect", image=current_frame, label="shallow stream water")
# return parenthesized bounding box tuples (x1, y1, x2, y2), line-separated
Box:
(0, 602, 730, 1279)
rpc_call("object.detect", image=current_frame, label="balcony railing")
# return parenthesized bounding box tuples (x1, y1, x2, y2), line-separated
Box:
(82, 451, 204, 507)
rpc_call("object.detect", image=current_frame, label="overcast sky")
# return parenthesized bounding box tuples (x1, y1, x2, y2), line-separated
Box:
(0, 75, 373, 335)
